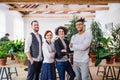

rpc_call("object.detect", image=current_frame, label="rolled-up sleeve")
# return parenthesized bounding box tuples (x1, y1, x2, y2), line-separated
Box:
(24, 34, 32, 53)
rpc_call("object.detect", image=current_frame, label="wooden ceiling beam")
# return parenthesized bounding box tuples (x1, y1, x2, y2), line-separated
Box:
(0, 0, 120, 4)
(22, 15, 96, 19)
(9, 7, 109, 12)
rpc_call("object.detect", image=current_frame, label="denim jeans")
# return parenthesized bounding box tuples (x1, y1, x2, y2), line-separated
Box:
(56, 61, 75, 80)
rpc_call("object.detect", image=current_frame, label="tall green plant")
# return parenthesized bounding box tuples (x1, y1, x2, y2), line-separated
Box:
(90, 20, 113, 66)
(90, 20, 103, 53)
(66, 16, 78, 42)
(111, 24, 120, 56)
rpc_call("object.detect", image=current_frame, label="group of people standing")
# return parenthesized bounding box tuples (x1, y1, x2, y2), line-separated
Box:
(24, 18, 92, 80)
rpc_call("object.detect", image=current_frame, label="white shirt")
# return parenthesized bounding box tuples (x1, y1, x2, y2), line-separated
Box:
(70, 31, 92, 62)
(42, 40, 55, 63)
(24, 32, 42, 61)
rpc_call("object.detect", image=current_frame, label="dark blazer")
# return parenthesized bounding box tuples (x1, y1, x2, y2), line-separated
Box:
(54, 38, 72, 59)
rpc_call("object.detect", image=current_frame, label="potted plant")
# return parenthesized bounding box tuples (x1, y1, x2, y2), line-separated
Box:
(8, 40, 24, 63)
(90, 21, 114, 66)
(17, 52, 27, 66)
(111, 24, 120, 62)
(0, 41, 10, 66)
(90, 20, 104, 62)
(95, 36, 114, 66)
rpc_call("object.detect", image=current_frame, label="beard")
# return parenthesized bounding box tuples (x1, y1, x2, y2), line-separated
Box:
(34, 29, 39, 32)
(78, 28, 83, 32)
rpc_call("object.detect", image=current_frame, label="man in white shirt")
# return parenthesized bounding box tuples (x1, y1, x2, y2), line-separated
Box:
(24, 20, 43, 80)
(69, 18, 92, 80)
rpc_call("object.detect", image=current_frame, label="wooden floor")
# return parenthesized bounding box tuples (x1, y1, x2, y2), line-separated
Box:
(1, 66, 120, 80)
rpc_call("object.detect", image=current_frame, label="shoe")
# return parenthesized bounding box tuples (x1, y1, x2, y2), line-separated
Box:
(24, 68, 28, 71)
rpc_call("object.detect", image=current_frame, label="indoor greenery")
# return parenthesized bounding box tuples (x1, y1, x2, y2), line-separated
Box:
(66, 16, 78, 42)
(90, 20, 113, 66)
(0, 41, 10, 58)
(95, 37, 112, 66)
(17, 52, 27, 63)
(90, 20, 103, 53)
(111, 24, 120, 56)
(8, 40, 24, 57)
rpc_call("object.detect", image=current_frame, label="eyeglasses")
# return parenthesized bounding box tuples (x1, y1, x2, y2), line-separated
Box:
(76, 23, 83, 26)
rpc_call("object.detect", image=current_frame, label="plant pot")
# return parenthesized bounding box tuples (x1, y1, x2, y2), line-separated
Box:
(8, 54, 15, 60)
(115, 56, 120, 62)
(69, 53, 73, 65)
(90, 52, 96, 63)
(0, 58, 7, 66)
(106, 55, 115, 64)
(22, 59, 27, 66)
(15, 56, 19, 64)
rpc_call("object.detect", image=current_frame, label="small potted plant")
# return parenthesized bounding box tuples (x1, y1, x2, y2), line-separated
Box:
(0, 41, 9, 66)
(17, 52, 27, 66)
(8, 40, 24, 63)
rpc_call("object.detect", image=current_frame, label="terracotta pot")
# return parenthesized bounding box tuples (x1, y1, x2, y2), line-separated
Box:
(11, 54, 15, 60)
(7, 54, 15, 60)
(115, 56, 120, 62)
(90, 52, 96, 63)
(106, 55, 115, 64)
(22, 59, 27, 66)
(15, 56, 19, 64)
(0, 58, 7, 66)
(69, 54, 73, 65)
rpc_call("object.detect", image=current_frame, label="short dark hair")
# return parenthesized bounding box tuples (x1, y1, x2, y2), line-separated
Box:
(76, 17, 85, 24)
(31, 20, 38, 26)
(5, 33, 9, 36)
(55, 26, 68, 35)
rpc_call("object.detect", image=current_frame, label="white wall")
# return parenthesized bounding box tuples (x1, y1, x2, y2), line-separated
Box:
(0, 10, 6, 37)
(95, 3, 120, 37)
(0, 4, 24, 40)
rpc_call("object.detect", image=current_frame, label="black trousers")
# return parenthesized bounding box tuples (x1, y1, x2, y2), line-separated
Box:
(26, 60, 42, 80)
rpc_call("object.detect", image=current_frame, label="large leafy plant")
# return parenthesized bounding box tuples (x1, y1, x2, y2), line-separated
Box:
(95, 37, 112, 66)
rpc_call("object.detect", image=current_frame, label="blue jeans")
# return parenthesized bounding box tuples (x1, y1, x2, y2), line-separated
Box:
(56, 61, 75, 80)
